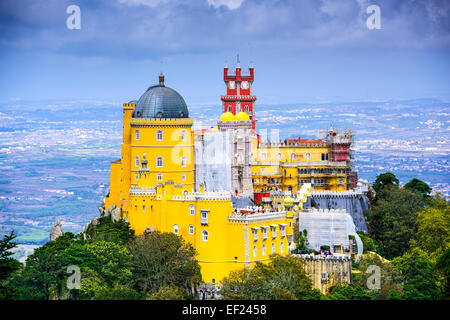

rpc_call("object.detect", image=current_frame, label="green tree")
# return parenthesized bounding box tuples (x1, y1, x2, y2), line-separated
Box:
(373, 172, 399, 194)
(85, 241, 133, 287)
(327, 284, 373, 300)
(83, 216, 135, 245)
(412, 205, 450, 257)
(353, 252, 403, 299)
(392, 247, 441, 300)
(434, 248, 450, 298)
(146, 285, 185, 300)
(12, 232, 77, 299)
(0, 231, 22, 299)
(220, 254, 313, 300)
(367, 186, 425, 259)
(127, 231, 201, 296)
(296, 229, 310, 252)
(358, 233, 378, 253)
(404, 178, 432, 198)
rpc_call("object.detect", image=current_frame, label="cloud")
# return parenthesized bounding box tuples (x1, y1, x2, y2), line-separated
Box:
(0, 0, 449, 61)
(207, 0, 244, 10)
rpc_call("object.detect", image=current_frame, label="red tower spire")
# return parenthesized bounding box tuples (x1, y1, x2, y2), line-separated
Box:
(221, 58, 257, 132)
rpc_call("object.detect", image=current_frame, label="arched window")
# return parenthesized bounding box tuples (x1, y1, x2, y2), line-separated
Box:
(306, 153, 311, 160)
(253, 245, 257, 257)
(272, 242, 275, 254)
(135, 129, 139, 141)
(135, 155, 139, 167)
(189, 204, 195, 216)
(291, 153, 296, 160)
(173, 224, 179, 234)
(156, 130, 163, 141)
(262, 244, 266, 256)
(280, 242, 284, 253)
(189, 225, 194, 235)
(202, 230, 209, 242)
(181, 130, 186, 141)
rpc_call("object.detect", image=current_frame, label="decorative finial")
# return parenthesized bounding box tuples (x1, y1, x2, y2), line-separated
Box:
(236, 54, 241, 69)
(159, 72, 165, 86)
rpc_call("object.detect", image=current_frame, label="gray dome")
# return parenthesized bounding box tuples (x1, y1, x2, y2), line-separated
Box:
(132, 74, 189, 119)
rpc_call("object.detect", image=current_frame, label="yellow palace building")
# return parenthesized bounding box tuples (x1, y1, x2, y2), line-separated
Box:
(105, 66, 356, 283)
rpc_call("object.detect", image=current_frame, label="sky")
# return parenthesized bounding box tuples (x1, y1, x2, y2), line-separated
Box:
(0, 0, 449, 105)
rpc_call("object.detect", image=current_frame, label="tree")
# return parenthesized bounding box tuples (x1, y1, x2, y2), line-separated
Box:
(13, 232, 77, 299)
(85, 240, 133, 287)
(296, 229, 310, 252)
(392, 247, 441, 300)
(353, 252, 403, 299)
(404, 178, 432, 198)
(146, 285, 185, 300)
(412, 205, 450, 257)
(220, 254, 313, 300)
(434, 248, 450, 298)
(83, 216, 135, 245)
(327, 284, 373, 300)
(367, 186, 425, 259)
(126, 231, 201, 296)
(0, 231, 22, 299)
(358, 233, 378, 253)
(373, 172, 399, 194)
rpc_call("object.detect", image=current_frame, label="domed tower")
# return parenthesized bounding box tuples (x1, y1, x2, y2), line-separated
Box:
(105, 73, 194, 217)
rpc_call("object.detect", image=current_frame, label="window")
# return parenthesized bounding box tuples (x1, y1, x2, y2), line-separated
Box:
(156, 156, 163, 168)
(201, 210, 209, 225)
(202, 230, 209, 242)
(181, 156, 186, 167)
(272, 242, 275, 254)
(156, 130, 163, 141)
(262, 227, 268, 240)
(189, 205, 195, 216)
(291, 153, 296, 160)
(306, 153, 311, 160)
(321, 153, 329, 161)
(228, 105, 232, 112)
(135, 173, 139, 181)
(142, 206, 145, 212)
(173, 224, 179, 234)
(262, 244, 266, 256)
(262, 153, 267, 160)
(253, 228, 258, 241)
(277, 153, 281, 160)
(157, 173, 163, 181)
(135, 129, 139, 141)
(253, 245, 257, 257)
(181, 130, 186, 141)
(280, 225, 286, 237)
(321, 273, 327, 281)
(280, 242, 284, 253)
(260, 167, 265, 173)
(272, 226, 277, 238)
(182, 173, 186, 181)
(135, 155, 139, 167)
(244, 105, 249, 113)
(189, 225, 194, 235)
(339, 178, 344, 186)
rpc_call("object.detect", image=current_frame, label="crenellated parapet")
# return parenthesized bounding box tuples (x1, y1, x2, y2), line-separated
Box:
(228, 210, 287, 223)
(130, 117, 193, 127)
(129, 186, 156, 196)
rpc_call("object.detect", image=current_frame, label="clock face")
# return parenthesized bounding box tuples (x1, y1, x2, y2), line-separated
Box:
(241, 81, 249, 89)
(228, 81, 235, 89)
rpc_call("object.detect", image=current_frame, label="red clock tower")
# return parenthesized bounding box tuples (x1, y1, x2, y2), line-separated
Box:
(221, 58, 257, 132)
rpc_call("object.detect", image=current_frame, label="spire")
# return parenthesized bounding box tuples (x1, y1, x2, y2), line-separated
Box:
(159, 72, 165, 87)
(236, 53, 241, 69)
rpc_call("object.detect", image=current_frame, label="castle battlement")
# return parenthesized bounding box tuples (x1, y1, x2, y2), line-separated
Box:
(228, 210, 287, 223)
(292, 253, 351, 262)
(130, 117, 193, 126)
(302, 208, 348, 214)
(129, 186, 156, 196)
